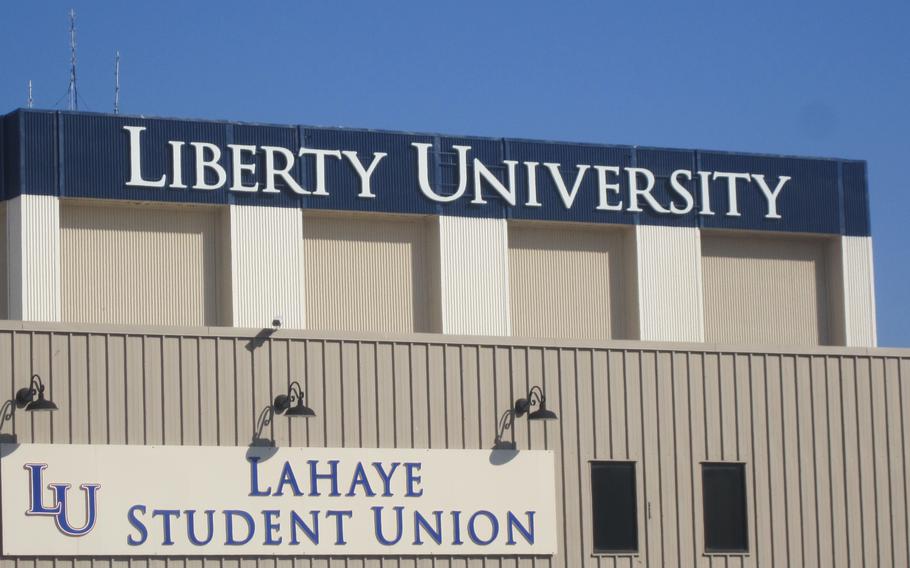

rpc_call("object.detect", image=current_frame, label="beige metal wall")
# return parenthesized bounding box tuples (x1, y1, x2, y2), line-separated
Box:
(3, 323, 905, 567)
(702, 232, 835, 346)
(508, 222, 634, 341)
(59, 201, 224, 327)
(303, 212, 436, 334)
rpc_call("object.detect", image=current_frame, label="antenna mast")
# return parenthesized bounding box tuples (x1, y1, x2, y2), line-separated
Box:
(27, 80, 33, 108)
(67, 8, 77, 111)
(114, 51, 120, 114)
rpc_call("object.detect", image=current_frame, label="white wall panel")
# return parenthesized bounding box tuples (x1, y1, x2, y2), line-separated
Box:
(437, 216, 510, 336)
(6, 195, 60, 321)
(228, 205, 305, 329)
(634, 225, 704, 342)
(841, 235, 877, 346)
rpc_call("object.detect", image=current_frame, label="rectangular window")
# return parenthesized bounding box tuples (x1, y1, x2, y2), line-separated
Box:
(591, 461, 638, 553)
(702, 462, 749, 553)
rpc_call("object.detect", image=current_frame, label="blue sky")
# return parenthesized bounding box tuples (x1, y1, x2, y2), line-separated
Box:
(1, 1, 907, 345)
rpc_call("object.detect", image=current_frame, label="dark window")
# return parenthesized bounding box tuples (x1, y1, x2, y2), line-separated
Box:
(591, 461, 638, 552)
(702, 462, 749, 553)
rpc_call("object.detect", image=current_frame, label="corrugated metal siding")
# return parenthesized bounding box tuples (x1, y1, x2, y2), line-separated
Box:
(6, 195, 60, 321)
(702, 233, 833, 346)
(841, 236, 877, 346)
(698, 152, 841, 235)
(59, 201, 221, 326)
(1, 113, 24, 201)
(5, 110, 871, 237)
(228, 204, 305, 329)
(302, 212, 435, 333)
(0, 325, 907, 567)
(19, 111, 56, 196)
(438, 216, 510, 335)
(302, 128, 437, 216)
(826, 238, 847, 345)
(635, 225, 704, 342)
(508, 222, 633, 341)
(61, 113, 228, 206)
(843, 161, 871, 237)
(505, 140, 633, 225)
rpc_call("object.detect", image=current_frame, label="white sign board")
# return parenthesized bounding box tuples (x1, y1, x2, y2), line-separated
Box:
(0, 444, 557, 556)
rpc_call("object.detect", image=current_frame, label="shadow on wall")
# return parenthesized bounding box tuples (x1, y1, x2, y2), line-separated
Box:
(246, 404, 279, 463)
(0, 399, 18, 448)
(245, 327, 277, 352)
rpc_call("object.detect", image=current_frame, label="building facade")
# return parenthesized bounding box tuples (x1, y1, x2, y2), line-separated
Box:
(0, 109, 903, 566)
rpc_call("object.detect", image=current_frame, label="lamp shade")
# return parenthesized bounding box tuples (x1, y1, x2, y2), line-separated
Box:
(283, 400, 316, 418)
(15, 382, 58, 413)
(528, 406, 558, 421)
(26, 394, 58, 412)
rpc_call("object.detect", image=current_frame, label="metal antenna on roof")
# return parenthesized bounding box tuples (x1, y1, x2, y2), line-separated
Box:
(114, 51, 120, 114)
(27, 80, 33, 108)
(67, 8, 78, 111)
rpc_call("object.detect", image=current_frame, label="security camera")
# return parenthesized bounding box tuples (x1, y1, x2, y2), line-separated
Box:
(271, 317, 283, 329)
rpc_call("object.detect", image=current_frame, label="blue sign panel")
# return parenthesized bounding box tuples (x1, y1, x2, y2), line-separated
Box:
(0, 109, 870, 236)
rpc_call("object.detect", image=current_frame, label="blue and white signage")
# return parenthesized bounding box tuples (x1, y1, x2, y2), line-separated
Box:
(0, 110, 871, 236)
(1, 444, 557, 556)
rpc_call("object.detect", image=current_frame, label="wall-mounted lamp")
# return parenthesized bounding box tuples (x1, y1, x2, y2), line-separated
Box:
(513, 385, 557, 421)
(272, 381, 316, 418)
(15, 374, 57, 413)
(493, 385, 558, 451)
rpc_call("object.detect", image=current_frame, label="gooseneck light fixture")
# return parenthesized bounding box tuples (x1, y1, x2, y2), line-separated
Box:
(493, 385, 559, 450)
(272, 381, 316, 418)
(15, 374, 58, 412)
(513, 385, 558, 421)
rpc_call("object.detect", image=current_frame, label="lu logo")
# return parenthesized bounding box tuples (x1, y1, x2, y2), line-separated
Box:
(24, 463, 101, 536)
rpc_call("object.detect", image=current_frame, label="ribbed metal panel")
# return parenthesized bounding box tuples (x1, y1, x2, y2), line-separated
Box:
(702, 232, 833, 345)
(841, 236, 877, 346)
(0, 202, 7, 319)
(0, 114, 5, 199)
(0, 324, 907, 567)
(508, 222, 633, 340)
(6, 195, 60, 321)
(634, 148, 698, 228)
(230, 124, 303, 208)
(228, 204, 305, 329)
(59, 201, 222, 326)
(699, 152, 840, 235)
(1, 113, 20, 201)
(437, 135, 506, 219)
(61, 113, 228, 205)
(843, 161, 871, 236)
(20, 111, 56, 196)
(2, 110, 873, 237)
(302, 212, 435, 333)
(505, 140, 633, 224)
(302, 128, 437, 216)
(438, 216, 510, 335)
(635, 225, 704, 341)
